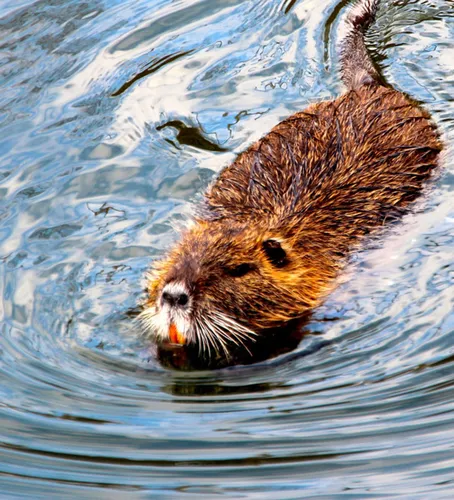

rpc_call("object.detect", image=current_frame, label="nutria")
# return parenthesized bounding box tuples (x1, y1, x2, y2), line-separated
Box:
(140, 0, 442, 357)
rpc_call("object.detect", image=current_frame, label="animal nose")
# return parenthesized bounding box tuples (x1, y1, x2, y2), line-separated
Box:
(162, 291, 189, 307)
(161, 283, 190, 308)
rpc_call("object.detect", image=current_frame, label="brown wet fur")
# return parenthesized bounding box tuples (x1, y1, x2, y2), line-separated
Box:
(146, 84, 441, 336)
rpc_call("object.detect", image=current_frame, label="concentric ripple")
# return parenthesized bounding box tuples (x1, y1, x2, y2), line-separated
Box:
(0, 0, 453, 497)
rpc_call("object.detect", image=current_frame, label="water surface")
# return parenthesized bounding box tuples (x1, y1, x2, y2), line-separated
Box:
(1, 0, 454, 497)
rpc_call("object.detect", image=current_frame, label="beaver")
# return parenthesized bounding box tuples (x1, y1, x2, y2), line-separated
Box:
(140, 0, 442, 358)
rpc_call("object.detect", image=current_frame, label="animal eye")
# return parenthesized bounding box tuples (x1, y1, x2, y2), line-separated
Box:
(226, 263, 255, 278)
(263, 239, 288, 268)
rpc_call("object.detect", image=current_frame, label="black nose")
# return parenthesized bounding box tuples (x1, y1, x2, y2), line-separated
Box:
(162, 290, 189, 307)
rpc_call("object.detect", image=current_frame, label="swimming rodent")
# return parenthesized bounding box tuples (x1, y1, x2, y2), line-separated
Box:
(140, 0, 442, 357)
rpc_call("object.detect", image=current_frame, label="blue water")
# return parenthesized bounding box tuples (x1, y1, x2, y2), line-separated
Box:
(0, 0, 453, 497)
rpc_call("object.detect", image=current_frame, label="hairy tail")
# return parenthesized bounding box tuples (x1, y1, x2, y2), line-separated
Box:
(339, 0, 381, 89)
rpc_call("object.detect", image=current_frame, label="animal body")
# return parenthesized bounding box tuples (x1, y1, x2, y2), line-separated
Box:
(140, 0, 442, 358)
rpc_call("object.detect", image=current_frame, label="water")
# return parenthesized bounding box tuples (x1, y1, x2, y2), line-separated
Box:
(0, 0, 453, 497)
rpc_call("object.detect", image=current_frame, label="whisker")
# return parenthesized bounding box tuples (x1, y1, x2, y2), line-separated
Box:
(211, 310, 257, 333)
(211, 311, 258, 340)
(209, 323, 247, 358)
(136, 307, 157, 332)
(208, 321, 237, 350)
(207, 318, 245, 348)
(202, 316, 231, 358)
(194, 316, 210, 358)
(204, 311, 257, 357)
(211, 323, 253, 357)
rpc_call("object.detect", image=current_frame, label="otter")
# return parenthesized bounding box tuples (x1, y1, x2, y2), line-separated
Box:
(140, 0, 442, 358)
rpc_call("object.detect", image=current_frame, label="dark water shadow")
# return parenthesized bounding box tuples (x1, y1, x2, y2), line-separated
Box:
(156, 120, 229, 152)
(154, 316, 330, 371)
(111, 50, 195, 97)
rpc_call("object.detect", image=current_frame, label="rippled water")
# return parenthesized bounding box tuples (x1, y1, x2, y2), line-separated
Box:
(1, 0, 453, 497)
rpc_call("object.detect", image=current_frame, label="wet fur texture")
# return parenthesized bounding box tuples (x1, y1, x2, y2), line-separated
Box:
(339, 0, 382, 88)
(142, 0, 442, 355)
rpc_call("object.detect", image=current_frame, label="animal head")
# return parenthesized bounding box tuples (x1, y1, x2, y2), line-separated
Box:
(140, 218, 336, 357)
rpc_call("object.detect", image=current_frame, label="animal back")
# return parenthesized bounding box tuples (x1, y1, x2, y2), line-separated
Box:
(205, 85, 441, 235)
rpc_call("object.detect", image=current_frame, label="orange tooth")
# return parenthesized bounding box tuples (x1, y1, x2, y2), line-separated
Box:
(169, 323, 186, 345)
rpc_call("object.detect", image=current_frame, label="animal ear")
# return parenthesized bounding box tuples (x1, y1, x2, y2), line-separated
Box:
(262, 239, 288, 268)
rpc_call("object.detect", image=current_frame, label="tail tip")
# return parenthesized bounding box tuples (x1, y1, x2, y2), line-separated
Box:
(339, 0, 381, 89)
